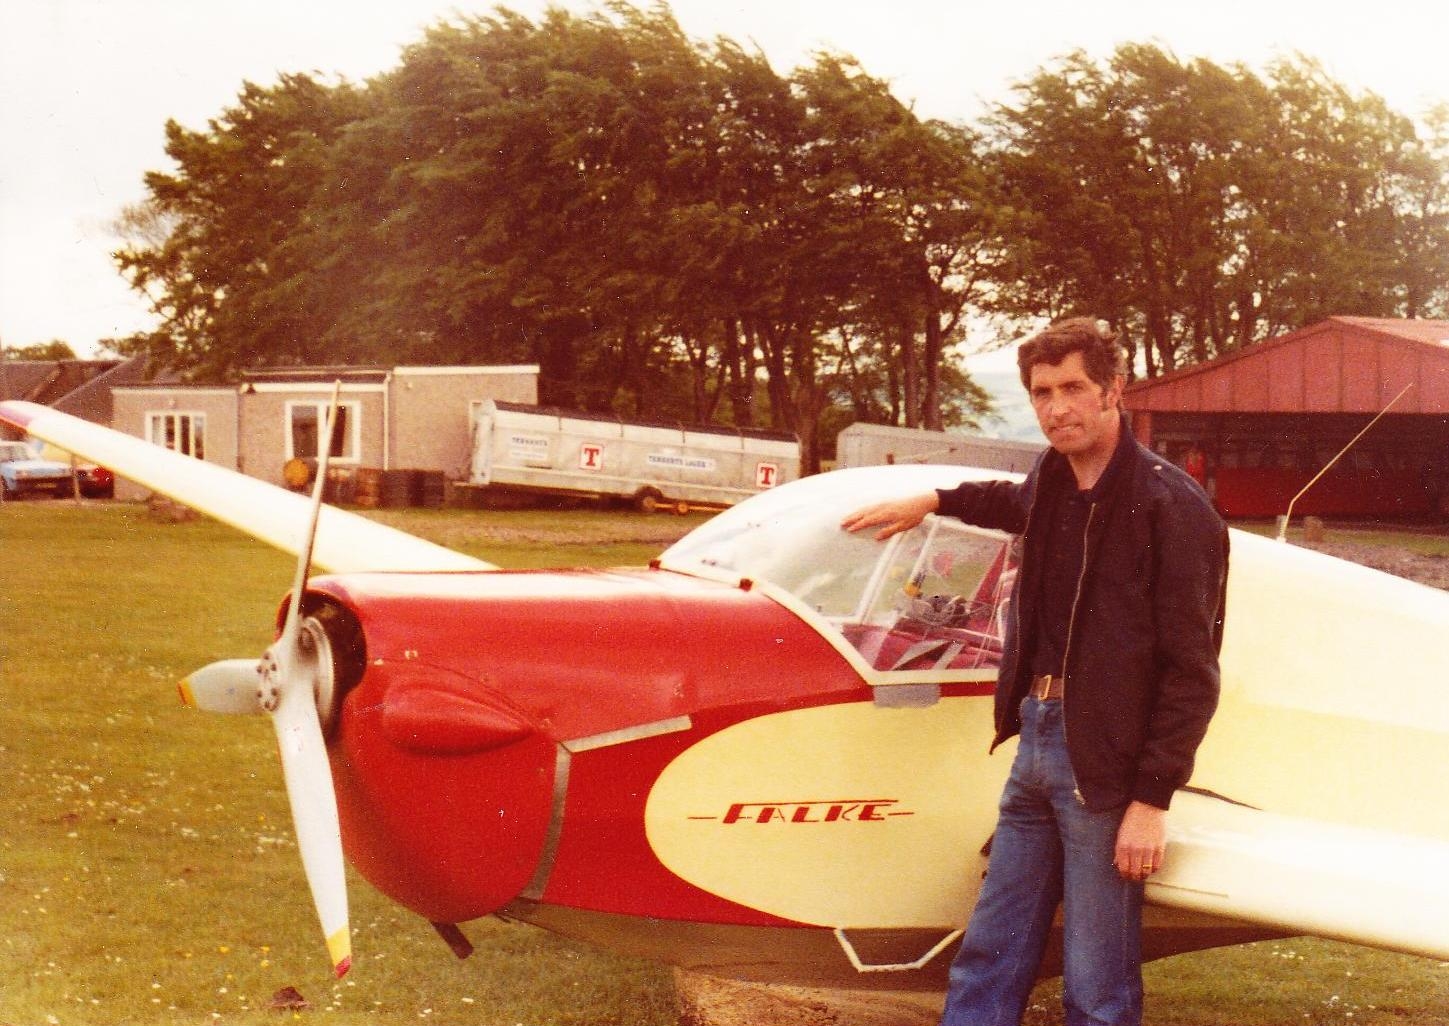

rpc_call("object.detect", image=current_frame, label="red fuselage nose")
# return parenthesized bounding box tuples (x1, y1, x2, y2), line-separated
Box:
(313, 565, 865, 928)
(330, 659, 556, 922)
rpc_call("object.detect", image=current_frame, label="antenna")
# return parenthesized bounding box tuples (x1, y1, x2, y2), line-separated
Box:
(1275, 383, 1414, 542)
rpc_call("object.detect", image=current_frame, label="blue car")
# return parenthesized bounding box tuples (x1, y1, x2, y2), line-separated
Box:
(0, 440, 74, 499)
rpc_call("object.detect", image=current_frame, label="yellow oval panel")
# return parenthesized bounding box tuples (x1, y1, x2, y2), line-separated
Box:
(644, 695, 1010, 928)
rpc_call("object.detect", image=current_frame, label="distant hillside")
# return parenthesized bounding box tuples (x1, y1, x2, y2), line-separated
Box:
(969, 365, 1043, 443)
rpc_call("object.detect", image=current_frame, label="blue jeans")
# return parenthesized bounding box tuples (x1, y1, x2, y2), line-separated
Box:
(940, 697, 1143, 1026)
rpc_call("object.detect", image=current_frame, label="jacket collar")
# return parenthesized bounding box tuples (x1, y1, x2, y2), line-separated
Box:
(1038, 410, 1135, 503)
(1084, 411, 1135, 502)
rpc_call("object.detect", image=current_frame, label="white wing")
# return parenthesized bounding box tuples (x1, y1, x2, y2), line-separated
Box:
(1159, 529, 1449, 960)
(0, 400, 491, 573)
(1157, 792, 1449, 960)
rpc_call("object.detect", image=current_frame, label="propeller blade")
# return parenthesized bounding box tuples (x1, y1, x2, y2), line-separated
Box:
(179, 659, 263, 714)
(269, 383, 351, 976)
(281, 382, 341, 644)
(272, 675, 352, 976)
(87, 382, 355, 977)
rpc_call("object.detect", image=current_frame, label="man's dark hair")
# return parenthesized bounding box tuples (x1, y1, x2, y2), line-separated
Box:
(1016, 317, 1127, 391)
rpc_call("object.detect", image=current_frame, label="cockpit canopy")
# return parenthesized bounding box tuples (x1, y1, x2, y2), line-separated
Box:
(660, 466, 1018, 674)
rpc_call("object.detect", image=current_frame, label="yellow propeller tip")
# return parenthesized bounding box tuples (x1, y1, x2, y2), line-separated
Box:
(327, 927, 352, 978)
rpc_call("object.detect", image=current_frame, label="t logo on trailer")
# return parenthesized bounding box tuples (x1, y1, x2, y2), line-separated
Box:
(580, 443, 604, 470)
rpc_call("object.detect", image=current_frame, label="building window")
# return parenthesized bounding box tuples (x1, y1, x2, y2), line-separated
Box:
(286, 401, 359, 463)
(146, 412, 206, 459)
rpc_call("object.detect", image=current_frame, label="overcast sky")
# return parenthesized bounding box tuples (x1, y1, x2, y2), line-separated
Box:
(2, 0, 1446, 359)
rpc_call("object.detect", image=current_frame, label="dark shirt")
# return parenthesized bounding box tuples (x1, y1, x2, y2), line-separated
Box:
(1029, 487, 1091, 678)
(1028, 442, 1128, 680)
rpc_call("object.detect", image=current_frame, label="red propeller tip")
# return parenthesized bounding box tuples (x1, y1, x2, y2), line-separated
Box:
(334, 955, 352, 978)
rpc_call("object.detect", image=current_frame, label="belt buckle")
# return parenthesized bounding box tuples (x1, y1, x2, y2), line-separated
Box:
(1033, 675, 1059, 701)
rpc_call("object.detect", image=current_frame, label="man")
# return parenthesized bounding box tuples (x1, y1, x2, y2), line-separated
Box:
(842, 317, 1228, 1026)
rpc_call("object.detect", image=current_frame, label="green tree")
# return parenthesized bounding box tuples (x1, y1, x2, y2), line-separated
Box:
(113, 73, 369, 377)
(110, 4, 1002, 464)
(988, 44, 1449, 376)
(3, 340, 76, 360)
(1396, 103, 1449, 317)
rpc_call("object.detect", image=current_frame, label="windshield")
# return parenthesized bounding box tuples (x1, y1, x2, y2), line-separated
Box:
(0, 442, 33, 462)
(661, 465, 1018, 673)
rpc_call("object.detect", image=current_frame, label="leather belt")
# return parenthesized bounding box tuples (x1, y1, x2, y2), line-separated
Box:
(1031, 674, 1064, 701)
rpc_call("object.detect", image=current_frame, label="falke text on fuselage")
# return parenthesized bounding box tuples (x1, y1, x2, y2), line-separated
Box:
(691, 799, 915, 824)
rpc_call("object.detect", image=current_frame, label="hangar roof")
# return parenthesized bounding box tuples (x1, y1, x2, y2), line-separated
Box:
(1123, 317, 1449, 415)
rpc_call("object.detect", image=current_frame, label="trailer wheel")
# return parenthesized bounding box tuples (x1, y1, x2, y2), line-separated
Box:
(634, 487, 664, 513)
(673, 501, 691, 515)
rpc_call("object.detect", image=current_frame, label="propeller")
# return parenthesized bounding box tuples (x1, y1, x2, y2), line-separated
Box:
(181, 383, 352, 977)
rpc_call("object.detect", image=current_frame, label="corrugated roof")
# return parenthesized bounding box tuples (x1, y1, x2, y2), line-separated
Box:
(0, 361, 58, 402)
(0, 359, 125, 403)
(1332, 316, 1449, 347)
(1123, 317, 1449, 415)
(53, 357, 158, 424)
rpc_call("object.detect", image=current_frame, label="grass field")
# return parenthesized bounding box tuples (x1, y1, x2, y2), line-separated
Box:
(1, 502, 679, 1026)
(1235, 519, 1449, 556)
(3, 501, 1448, 1026)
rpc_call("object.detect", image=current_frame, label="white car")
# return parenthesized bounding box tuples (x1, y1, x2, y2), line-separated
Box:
(0, 439, 73, 498)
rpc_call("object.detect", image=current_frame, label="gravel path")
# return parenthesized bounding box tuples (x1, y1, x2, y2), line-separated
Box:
(1303, 538, 1449, 592)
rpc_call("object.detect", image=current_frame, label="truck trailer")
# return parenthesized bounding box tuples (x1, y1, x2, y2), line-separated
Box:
(835, 422, 1043, 474)
(468, 400, 800, 512)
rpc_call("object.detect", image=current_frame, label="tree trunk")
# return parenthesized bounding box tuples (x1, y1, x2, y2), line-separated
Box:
(921, 310, 945, 431)
(790, 332, 823, 475)
(898, 320, 919, 428)
(759, 323, 793, 435)
(723, 317, 757, 427)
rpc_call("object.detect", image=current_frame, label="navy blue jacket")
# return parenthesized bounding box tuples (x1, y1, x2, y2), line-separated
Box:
(935, 417, 1228, 811)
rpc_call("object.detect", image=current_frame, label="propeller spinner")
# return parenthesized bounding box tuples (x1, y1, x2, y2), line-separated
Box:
(180, 384, 353, 977)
